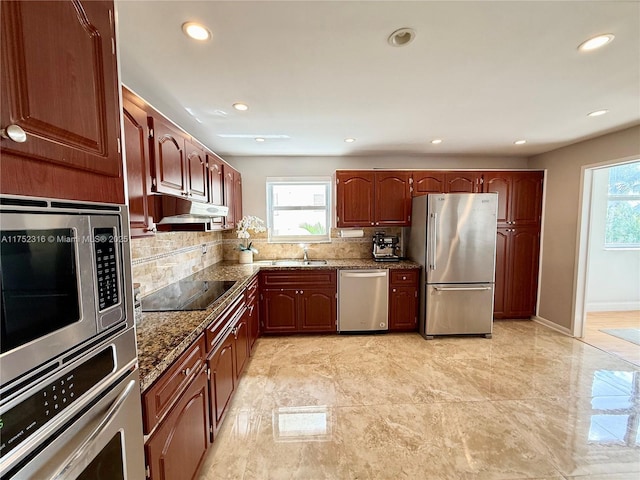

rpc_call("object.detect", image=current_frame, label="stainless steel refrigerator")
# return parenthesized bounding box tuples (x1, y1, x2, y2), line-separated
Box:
(407, 193, 498, 339)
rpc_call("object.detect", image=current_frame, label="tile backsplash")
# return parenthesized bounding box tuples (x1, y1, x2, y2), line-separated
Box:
(131, 227, 401, 295)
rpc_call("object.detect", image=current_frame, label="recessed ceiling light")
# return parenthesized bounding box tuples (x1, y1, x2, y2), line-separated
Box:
(344, 138, 356, 143)
(388, 28, 416, 47)
(232, 103, 249, 111)
(514, 140, 527, 145)
(578, 34, 614, 52)
(587, 109, 609, 117)
(182, 22, 211, 41)
(255, 137, 265, 142)
(431, 139, 443, 145)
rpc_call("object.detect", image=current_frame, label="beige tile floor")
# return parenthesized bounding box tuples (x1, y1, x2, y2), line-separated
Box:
(197, 320, 640, 480)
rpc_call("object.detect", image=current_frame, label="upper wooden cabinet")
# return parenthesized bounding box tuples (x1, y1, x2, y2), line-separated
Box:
(122, 88, 156, 236)
(412, 171, 445, 196)
(149, 115, 187, 197)
(445, 172, 483, 193)
(184, 139, 208, 202)
(0, 0, 124, 203)
(336, 171, 412, 227)
(224, 166, 242, 229)
(483, 171, 543, 227)
(206, 151, 225, 229)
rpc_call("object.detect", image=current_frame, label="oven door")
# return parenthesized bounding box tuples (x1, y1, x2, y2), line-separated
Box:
(4, 368, 145, 480)
(0, 212, 127, 386)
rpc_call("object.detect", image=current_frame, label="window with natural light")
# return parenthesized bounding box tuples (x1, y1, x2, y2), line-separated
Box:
(605, 161, 640, 248)
(266, 177, 331, 243)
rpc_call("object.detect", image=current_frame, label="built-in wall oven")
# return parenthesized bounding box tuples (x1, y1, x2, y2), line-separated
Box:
(0, 195, 145, 479)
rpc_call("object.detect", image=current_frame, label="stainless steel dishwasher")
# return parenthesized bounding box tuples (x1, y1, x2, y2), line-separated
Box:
(338, 270, 389, 332)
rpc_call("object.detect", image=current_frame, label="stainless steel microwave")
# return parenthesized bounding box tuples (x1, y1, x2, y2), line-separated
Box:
(0, 195, 134, 388)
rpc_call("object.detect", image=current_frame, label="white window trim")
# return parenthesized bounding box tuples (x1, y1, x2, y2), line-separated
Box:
(604, 194, 640, 249)
(266, 176, 332, 244)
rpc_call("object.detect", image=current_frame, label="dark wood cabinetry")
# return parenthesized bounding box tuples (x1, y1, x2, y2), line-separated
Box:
(484, 171, 543, 318)
(122, 88, 156, 236)
(149, 115, 187, 197)
(145, 368, 210, 480)
(184, 139, 208, 202)
(412, 171, 445, 196)
(143, 335, 209, 480)
(207, 328, 236, 435)
(206, 151, 226, 229)
(261, 270, 337, 333)
(0, 0, 124, 203)
(494, 227, 541, 319)
(246, 276, 260, 353)
(336, 171, 412, 227)
(445, 172, 483, 193)
(224, 166, 243, 229)
(389, 269, 419, 331)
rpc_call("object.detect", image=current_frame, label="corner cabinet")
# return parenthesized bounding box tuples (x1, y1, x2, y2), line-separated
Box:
(389, 269, 419, 331)
(260, 270, 337, 333)
(0, 0, 125, 203)
(336, 171, 412, 227)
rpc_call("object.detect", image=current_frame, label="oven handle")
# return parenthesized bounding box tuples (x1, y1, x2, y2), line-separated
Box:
(51, 379, 136, 480)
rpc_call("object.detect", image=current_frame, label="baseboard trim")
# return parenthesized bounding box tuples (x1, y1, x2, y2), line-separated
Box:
(532, 315, 573, 337)
(585, 302, 640, 312)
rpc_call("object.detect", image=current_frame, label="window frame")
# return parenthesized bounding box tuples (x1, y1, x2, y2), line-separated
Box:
(266, 176, 332, 244)
(604, 163, 640, 249)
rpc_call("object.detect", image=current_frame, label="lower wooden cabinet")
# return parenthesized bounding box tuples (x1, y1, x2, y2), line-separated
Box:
(246, 276, 260, 353)
(494, 227, 540, 319)
(260, 270, 337, 334)
(145, 368, 210, 480)
(389, 269, 419, 331)
(207, 327, 236, 436)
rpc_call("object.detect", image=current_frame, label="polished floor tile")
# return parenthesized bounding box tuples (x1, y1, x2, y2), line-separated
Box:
(198, 321, 640, 480)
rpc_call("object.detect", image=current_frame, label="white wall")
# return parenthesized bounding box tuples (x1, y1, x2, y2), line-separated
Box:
(585, 166, 640, 311)
(226, 155, 528, 219)
(528, 125, 640, 330)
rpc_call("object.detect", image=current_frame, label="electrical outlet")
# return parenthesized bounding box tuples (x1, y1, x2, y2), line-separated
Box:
(201, 244, 207, 255)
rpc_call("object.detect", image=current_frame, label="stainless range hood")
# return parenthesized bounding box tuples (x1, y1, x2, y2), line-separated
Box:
(156, 195, 228, 224)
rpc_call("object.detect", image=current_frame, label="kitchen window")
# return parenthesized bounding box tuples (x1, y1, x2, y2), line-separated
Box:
(605, 161, 640, 248)
(266, 177, 331, 243)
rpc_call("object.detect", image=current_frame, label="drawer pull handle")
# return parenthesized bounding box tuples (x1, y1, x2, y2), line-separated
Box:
(1, 124, 27, 143)
(182, 367, 192, 376)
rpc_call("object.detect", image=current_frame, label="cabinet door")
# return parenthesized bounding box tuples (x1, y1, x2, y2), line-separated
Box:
(389, 286, 418, 331)
(483, 172, 512, 226)
(445, 172, 482, 193)
(122, 90, 155, 237)
(145, 369, 209, 480)
(207, 332, 236, 433)
(150, 116, 186, 196)
(493, 228, 510, 319)
(413, 171, 445, 196)
(247, 292, 260, 353)
(336, 171, 375, 227)
(234, 314, 250, 378)
(511, 172, 543, 227)
(206, 153, 226, 225)
(234, 170, 243, 226)
(184, 139, 208, 202)
(262, 289, 298, 333)
(298, 288, 336, 332)
(507, 228, 540, 317)
(224, 168, 237, 228)
(0, 0, 124, 203)
(374, 171, 412, 226)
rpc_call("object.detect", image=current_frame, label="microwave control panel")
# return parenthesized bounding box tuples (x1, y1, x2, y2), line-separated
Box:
(94, 228, 119, 311)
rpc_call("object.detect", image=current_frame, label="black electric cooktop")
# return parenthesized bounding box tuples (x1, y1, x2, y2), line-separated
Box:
(141, 280, 237, 312)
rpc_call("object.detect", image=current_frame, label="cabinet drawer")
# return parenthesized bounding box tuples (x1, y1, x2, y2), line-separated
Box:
(261, 270, 337, 287)
(142, 334, 207, 434)
(206, 292, 246, 352)
(245, 275, 259, 302)
(390, 269, 419, 285)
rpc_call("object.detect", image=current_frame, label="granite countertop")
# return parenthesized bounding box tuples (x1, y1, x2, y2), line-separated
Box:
(136, 258, 420, 393)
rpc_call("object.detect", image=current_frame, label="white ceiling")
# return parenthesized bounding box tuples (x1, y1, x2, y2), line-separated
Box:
(116, 0, 640, 158)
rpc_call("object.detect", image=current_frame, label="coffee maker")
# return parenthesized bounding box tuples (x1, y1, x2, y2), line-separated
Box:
(372, 232, 400, 262)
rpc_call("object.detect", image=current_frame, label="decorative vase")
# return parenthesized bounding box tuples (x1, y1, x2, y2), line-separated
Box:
(239, 250, 253, 264)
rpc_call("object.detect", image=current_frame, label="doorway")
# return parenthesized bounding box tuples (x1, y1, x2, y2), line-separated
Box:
(574, 161, 640, 366)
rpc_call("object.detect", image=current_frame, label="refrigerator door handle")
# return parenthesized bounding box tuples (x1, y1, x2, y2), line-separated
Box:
(433, 286, 492, 292)
(430, 212, 437, 271)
